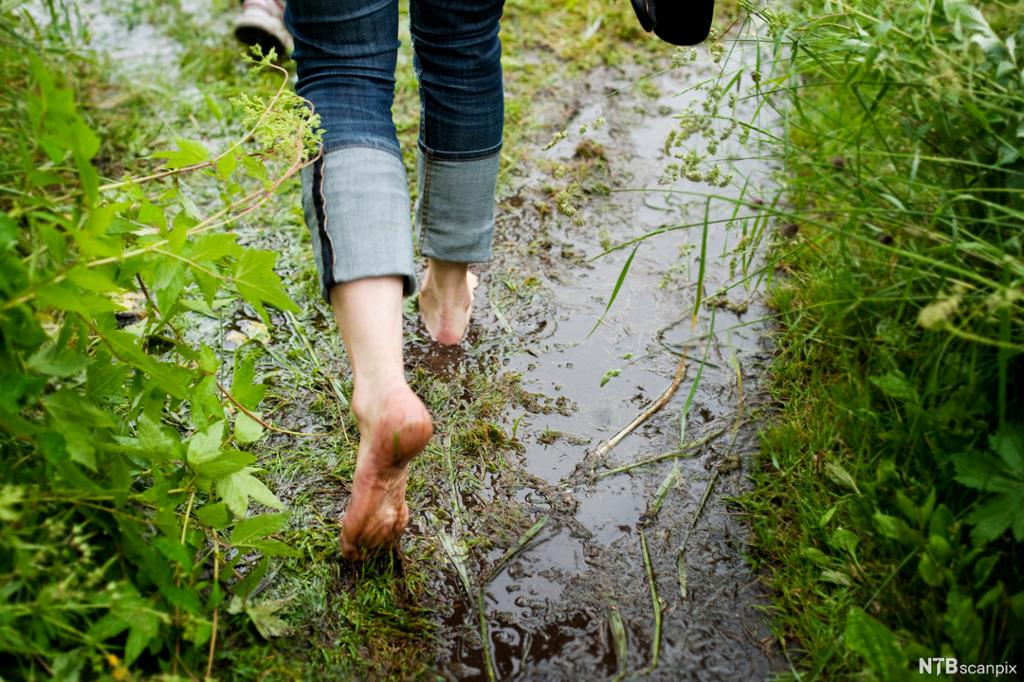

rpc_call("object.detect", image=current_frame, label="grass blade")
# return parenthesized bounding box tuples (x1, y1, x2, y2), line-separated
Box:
(589, 244, 639, 337)
(639, 530, 662, 673)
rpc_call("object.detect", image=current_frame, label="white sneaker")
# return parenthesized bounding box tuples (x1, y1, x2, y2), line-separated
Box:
(233, 0, 294, 58)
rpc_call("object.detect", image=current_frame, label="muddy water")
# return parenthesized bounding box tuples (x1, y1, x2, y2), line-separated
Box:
(438, 35, 780, 680)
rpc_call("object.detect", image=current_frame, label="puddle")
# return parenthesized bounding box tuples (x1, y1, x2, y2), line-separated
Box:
(439, 26, 780, 680)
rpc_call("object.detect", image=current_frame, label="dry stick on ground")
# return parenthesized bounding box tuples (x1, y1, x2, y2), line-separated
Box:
(595, 428, 726, 479)
(592, 350, 689, 461)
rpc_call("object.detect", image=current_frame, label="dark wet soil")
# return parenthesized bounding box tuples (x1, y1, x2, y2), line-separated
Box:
(433, 34, 781, 681)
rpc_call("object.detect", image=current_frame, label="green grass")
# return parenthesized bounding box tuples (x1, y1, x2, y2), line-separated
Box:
(726, 0, 1024, 677)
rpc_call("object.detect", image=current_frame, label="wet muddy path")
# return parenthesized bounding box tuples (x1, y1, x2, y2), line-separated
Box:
(81, 2, 781, 677)
(434, 36, 780, 680)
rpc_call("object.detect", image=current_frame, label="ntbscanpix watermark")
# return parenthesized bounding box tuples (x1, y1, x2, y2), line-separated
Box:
(918, 658, 1018, 676)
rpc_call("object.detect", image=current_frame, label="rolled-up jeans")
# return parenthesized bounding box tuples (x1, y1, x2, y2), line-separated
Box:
(286, 0, 504, 299)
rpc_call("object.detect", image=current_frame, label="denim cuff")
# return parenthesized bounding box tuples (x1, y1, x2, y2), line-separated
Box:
(415, 148, 499, 264)
(301, 147, 417, 302)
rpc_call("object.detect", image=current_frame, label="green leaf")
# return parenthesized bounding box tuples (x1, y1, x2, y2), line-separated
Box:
(953, 450, 1009, 492)
(102, 330, 190, 398)
(216, 151, 238, 180)
(943, 590, 983, 661)
(231, 351, 266, 409)
(186, 421, 225, 468)
(216, 467, 283, 517)
(155, 137, 210, 170)
(194, 449, 256, 479)
(870, 371, 918, 404)
(44, 390, 115, 469)
(37, 282, 119, 315)
(929, 504, 956, 541)
(926, 534, 951, 562)
(0, 485, 25, 522)
(65, 265, 123, 293)
(26, 342, 90, 377)
(820, 569, 853, 586)
(800, 547, 829, 565)
(124, 608, 161, 665)
(231, 512, 288, 546)
(874, 512, 919, 545)
(135, 414, 176, 462)
(196, 502, 231, 529)
(248, 539, 301, 557)
(188, 233, 239, 262)
(233, 556, 269, 600)
(844, 607, 906, 680)
(918, 553, 943, 587)
(824, 460, 861, 494)
(86, 351, 131, 403)
(233, 249, 299, 322)
(991, 426, 1024, 477)
(829, 527, 859, 559)
(154, 536, 193, 570)
(977, 582, 1004, 610)
(234, 412, 265, 444)
(589, 244, 637, 337)
(972, 555, 998, 588)
(245, 598, 291, 639)
(967, 493, 1018, 544)
(0, 212, 16, 251)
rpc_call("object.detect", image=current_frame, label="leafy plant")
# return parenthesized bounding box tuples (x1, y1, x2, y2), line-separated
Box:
(0, 7, 320, 675)
(954, 427, 1024, 545)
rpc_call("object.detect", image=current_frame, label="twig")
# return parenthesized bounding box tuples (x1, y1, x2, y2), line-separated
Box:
(595, 428, 724, 479)
(592, 350, 688, 460)
(206, 543, 220, 679)
(639, 530, 662, 673)
(677, 549, 688, 600)
(217, 382, 329, 438)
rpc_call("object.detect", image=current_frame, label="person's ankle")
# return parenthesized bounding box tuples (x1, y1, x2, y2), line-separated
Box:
(351, 374, 408, 424)
(426, 259, 469, 288)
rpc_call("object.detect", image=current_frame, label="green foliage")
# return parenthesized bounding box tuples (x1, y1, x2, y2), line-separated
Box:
(0, 4, 319, 676)
(720, 0, 1024, 677)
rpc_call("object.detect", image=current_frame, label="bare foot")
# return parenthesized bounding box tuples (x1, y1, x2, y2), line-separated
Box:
(419, 261, 478, 345)
(340, 383, 433, 560)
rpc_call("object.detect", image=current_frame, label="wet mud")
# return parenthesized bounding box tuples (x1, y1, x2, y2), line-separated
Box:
(434, 35, 781, 681)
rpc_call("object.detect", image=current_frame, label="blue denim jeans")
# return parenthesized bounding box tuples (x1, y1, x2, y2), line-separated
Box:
(286, 0, 504, 299)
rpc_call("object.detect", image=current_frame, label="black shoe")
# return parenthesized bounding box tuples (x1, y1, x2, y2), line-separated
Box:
(629, 0, 715, 46)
